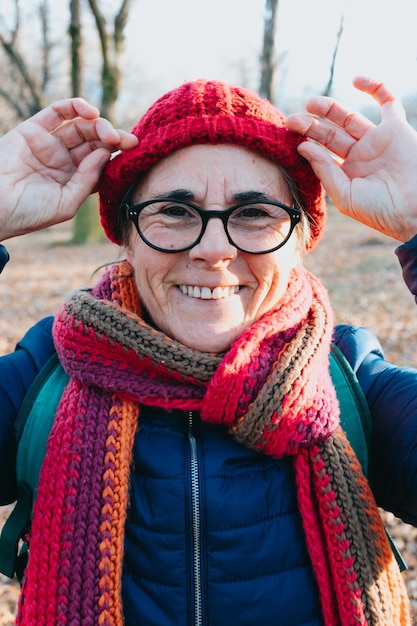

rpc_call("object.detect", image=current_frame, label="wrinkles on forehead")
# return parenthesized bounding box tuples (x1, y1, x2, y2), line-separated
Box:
(132, 144, 291, 208)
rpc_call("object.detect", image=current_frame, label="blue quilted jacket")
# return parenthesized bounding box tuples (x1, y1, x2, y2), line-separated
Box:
(1, 236, 417, 625)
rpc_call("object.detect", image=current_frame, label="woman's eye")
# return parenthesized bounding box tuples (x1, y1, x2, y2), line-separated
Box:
(235, 205, 269, 219)
(161, 204, 191, 218)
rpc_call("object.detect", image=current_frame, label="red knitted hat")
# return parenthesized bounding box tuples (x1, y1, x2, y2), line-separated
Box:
(98, 79, 326, 248)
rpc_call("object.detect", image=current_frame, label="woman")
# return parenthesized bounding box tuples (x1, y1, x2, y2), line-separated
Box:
(1, 78, 417, 625)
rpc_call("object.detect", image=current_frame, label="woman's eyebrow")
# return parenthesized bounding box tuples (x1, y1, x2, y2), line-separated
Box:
(149, 188, 195, 201)
(147, 189, 278, 203)
(231, 191, 276, 203)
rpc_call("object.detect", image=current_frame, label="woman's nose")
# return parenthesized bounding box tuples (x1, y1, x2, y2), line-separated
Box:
(188, 217, 237, 263)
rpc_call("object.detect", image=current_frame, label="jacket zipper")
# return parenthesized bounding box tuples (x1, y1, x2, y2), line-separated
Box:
(188, 411, 203, 626)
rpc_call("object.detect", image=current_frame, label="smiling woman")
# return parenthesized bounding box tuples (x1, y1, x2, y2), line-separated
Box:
(0, 77, 417, 626)
(122, 143, 304, 352)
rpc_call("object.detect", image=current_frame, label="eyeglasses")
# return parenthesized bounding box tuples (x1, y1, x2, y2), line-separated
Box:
(123, 197, 302, 255)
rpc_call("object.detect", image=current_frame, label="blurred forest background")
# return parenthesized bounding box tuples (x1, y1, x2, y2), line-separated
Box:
(1, 0, 417, 242)
(1, 0, 417, 622)
(2, 0, 417, 132)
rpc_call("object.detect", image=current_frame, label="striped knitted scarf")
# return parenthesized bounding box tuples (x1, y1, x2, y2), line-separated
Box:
(16, 261, 410, 625)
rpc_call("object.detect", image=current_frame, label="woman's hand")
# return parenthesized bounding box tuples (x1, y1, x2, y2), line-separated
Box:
(286, 77, 417, 242)
(0, 98, 138, 241)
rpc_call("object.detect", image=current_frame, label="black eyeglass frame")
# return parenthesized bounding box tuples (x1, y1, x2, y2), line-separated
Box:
(123, 197, 302, 255)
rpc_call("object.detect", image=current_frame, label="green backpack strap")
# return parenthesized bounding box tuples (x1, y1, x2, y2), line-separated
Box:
(0, 353, 69, 579)
(329, 342, 407, 573)
(329, 343, 371, 476)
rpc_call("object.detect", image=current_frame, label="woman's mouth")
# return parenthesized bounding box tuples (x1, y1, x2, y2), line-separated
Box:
(178, 285, 240, 300)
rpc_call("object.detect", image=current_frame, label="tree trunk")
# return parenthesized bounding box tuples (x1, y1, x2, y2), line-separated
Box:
(87, 0, 133, 122)
(259, 0, 279, 101)
(69, 0, 134, 242)
(69, 0, 82, 97)
(39, 0, 52, 92)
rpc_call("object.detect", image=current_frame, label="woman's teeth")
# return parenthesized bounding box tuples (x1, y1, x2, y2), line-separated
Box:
(179, 285, 240, 300)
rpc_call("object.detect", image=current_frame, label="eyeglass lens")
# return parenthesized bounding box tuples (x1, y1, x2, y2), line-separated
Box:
(135, 200, 295, 253)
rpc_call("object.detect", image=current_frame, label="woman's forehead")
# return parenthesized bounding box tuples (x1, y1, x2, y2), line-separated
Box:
(133, 144, 289, 201)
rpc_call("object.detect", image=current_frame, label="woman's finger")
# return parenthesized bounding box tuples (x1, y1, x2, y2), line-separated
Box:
(50, 116, 121, 149)
(352, 76, 408, 122)
(30, 98, 100, 132)
(304, 96, 374, 139)
(50, 116, 138, 153)
(352, 76, 395, 106)
(287, 113, 358, 159)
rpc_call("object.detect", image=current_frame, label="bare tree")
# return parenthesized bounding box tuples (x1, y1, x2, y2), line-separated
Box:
(0, 0, 135, 125)
(86, 0, 133, 121)
(39, 0, 53, 91)
(69, 0, 82, 97)
(0, 0, 53, 119)
(0, 0, 135, 241)
(66, 0, 135, 242)
(259, 0, 279, 101)
(322, 12, 345, 97)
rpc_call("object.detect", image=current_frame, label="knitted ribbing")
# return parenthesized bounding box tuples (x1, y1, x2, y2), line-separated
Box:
(16, 260, 411, 625)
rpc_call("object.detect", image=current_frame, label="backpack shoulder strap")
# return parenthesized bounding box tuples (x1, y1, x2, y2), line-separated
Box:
(15, 352, 69, 495)
(0, 353, 69, 579)
(329, 342, 372, 476)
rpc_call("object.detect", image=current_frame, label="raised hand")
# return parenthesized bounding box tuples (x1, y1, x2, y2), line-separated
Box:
(286, 77, 417, 242)
(0, 98, 138, 241)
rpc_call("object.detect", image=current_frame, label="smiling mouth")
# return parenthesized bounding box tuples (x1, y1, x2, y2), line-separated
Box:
(178, 285, 240, 300)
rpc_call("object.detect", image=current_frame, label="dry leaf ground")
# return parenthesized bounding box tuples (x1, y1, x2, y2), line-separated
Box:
(0, 205, 417, 623)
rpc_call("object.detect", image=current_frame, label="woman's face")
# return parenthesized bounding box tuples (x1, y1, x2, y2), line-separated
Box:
(125, 144, 302, 352)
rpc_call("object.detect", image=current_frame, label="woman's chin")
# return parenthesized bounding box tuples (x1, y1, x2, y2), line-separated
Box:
(171, 325, 242, 354)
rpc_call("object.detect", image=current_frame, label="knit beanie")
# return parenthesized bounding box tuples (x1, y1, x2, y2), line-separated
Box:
(98, 79, 326, 248)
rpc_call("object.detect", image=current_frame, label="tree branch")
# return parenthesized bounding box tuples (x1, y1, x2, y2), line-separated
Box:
(114, 0, 133, 49)
(86, 0, 108, 58)
(0, 33, 44, 112)
(0, 84, 26, 118)
(322, 12, 344, 97)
